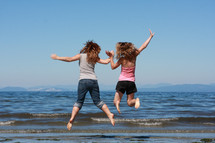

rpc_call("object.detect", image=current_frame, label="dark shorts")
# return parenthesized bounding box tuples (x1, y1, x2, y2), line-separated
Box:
(115, 81, 137, 95)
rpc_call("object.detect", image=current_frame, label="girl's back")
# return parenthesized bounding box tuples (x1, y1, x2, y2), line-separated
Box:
(79, 53, 97, 80)
(120, 57, 136, 68)
(119, 57, 136, 82)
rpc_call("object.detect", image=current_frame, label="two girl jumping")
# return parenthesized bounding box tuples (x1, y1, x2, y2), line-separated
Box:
(51, 29, 154, 130)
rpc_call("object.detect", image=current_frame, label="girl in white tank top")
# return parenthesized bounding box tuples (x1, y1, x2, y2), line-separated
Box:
(51, 41, 115, 130)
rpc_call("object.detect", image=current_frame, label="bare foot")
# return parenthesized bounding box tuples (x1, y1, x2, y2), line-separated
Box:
(108, 113, 115, 126)
(67, 122, 72, 131)
(135, 98, 140, 109)
(116, 101, 121, 114)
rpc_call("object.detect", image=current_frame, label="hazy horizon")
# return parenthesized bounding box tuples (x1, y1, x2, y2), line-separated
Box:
(1, 82, 215, 89)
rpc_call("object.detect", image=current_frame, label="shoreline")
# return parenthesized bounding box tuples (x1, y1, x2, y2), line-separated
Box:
(1, 131, 215, 143)
(1, 129, 215, 134)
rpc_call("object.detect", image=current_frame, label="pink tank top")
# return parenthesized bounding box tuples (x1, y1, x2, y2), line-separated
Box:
(119, 66, 135, 82)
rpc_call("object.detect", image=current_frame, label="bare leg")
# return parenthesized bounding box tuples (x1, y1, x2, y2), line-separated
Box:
(101, 104, 115, 126)
(113, 91, 123, 114)
(67, 106, 80, 130)
(127, 93, 140, 109)
(135, 97, 140, 109)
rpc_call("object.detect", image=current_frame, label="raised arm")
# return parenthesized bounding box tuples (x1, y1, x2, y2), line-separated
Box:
(97, 58, 110, 64)
(51, 54, 80, 62)
(136, 29, 154, 55)
(106, 50, 121, 70)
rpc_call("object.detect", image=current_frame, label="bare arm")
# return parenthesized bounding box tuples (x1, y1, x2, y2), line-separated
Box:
(110, 56, 121, 70)
(136, 29, 155, 55)
(51, 54, 80, 62)
(106, 50, 121, 70)
(97, 58, 110, 64)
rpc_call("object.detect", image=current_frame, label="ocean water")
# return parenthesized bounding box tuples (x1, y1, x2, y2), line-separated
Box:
(0, 91, 215, 142)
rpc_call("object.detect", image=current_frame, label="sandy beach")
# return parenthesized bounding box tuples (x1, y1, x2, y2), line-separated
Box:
(1, 129, 215, 143)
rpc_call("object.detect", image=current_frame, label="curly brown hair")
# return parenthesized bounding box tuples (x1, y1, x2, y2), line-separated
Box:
(80, 40, 101, 64)
(116, 42, 137, 61)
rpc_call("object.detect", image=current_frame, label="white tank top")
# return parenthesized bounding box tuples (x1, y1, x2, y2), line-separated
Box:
(79, 54, 97, 80)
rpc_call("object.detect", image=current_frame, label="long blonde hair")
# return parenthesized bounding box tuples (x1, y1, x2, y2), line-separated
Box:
(116, 42, 137, 61)
(80, 41, 101, 64)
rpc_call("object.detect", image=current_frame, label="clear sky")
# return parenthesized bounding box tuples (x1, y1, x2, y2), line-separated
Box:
(0, 0, 215, 88)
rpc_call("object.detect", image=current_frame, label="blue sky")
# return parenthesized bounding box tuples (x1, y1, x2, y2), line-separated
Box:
(0, 0, 215, 88)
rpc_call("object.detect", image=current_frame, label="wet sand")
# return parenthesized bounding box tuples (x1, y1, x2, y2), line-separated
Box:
(1, 129, 215, 143)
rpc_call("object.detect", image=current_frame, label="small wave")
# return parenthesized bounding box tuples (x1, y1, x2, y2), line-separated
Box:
(178, 117, 215, 123)
(0, 112, 105, 119)
(0, 121, 15, 126)
(0, 113, 70, 119)
(203, 122, 215, 125)
(91, 118, 109, 122)
(1, 128, 214, 134)
(137, 122, 162, 126)
(31, 113, 70, 118)
(91, 118, 177, 126)
(91, 117, 178, 123)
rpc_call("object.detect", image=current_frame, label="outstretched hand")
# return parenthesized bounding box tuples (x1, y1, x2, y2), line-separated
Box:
(51, 54, 58, 60)
(149, 29, 155, 37)
(105, 50, 114, 57)
(105, 51, 111, 57)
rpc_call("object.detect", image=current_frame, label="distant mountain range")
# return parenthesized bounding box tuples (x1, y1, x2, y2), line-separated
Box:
(0, 84, 215, 92)
(0, 85, 76, 92)
(139, 84, 215, 92)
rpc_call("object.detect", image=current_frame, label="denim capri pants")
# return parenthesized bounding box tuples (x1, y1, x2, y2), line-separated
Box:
(73, 79, 105, 110)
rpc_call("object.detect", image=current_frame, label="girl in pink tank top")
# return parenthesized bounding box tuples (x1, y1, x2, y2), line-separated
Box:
(106, 29, 154, 114)
(119, 66, 135, 82)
